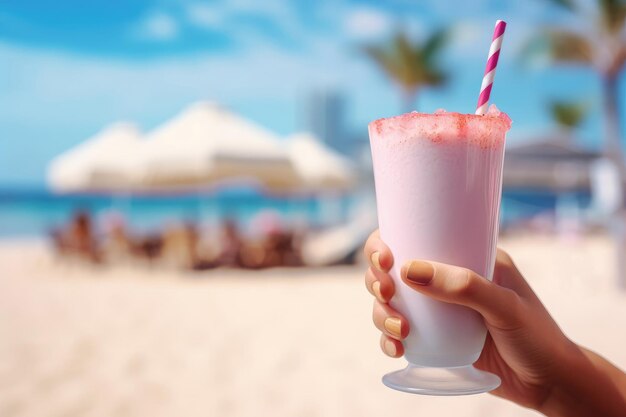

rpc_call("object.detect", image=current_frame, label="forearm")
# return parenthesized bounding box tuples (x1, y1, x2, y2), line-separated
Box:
(540, 345, 626, 417)
(580, 347, 626, 400)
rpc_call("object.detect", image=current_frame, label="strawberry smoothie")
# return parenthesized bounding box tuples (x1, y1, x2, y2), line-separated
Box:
(368, 105, 511, 393)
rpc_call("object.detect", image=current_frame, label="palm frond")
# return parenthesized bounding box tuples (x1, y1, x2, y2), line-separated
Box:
(392, 32, 422, 86)
(392, 32, 414, 63)
(424, 68, 448, 87)
(598, 0, 626, 34)
(361, 29, 449, 98)
(544, 29, 594, 65)
(422, 28, 449, 63)
(549, 100, 588, 128)
(518, 30, 592, 68)
(362, 45, 402, 83)
(545, 0, 577, 11)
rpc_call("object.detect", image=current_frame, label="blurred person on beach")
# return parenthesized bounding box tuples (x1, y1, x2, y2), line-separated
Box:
(135, 232, 163, 263)
(364, 230, 626, 416)
(218, 219, 244, 267)
(51, 210, 100, 263)
(185, 221, 221, 270)
(100, 211, 133, 264)
(161, 221, 199, 270)
(238, 211, 303, 269)
(238, 230, 302, 269)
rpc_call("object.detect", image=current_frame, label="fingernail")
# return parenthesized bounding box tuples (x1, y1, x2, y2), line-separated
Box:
(402, 261, 434, 285)
(371, 251, 382, 271)
(383, 339, 397, 356)
(384, 317, 402, 338)
(372, 281, 385, 302)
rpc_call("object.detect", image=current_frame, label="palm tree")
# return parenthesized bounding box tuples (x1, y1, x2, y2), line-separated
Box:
(363, 29, 449, 112)
(530, 0, 626, 165)
(549, 99, 588, 133)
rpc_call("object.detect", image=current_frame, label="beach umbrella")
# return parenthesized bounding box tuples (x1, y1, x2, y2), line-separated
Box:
(47, 123, 142, 192)
(134, 101, 299, 191)
(286, 133, 357, 191)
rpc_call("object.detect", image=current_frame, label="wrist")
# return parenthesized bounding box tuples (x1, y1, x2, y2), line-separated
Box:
(539, 342, 626, 417)
(538, 342, 584, 416)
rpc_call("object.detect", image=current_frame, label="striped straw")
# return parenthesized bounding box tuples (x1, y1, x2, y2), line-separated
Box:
(475, 20, 507, 115)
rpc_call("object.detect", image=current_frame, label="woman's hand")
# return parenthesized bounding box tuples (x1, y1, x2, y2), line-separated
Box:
(364, 230, 626, 416)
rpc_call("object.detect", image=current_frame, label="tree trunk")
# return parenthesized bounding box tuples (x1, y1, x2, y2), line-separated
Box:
(603, 74, 626, 290)
(602, 74, 625, 170)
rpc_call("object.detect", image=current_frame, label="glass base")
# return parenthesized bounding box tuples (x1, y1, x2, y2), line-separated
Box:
(382, 364, 501, 396)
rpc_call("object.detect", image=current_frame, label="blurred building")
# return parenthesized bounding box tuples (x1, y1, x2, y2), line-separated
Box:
(501, 134, 625, 230)
(504, 135, 602, 191)
(303, 90, 352, 155)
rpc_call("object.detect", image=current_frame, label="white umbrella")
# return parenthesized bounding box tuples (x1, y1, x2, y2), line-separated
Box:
(286, 132, 356, 191)
(136, 101, 299, 191)
(47, 122, 142, 192)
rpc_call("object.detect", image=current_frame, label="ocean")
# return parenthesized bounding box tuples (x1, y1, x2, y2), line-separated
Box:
(0, 187, 591, 238)
(0, 187, 353, 238)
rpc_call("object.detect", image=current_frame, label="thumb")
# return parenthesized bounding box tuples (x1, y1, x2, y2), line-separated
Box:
(400, 260, 521, 329)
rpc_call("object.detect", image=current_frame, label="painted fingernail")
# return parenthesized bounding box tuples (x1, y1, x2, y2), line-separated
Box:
(384, 317, 402, 338)
(383, 339, 397, 357)
(371, 251, 382, 271)
(402, 261, 434, 285)
(372, 281, 385, 302)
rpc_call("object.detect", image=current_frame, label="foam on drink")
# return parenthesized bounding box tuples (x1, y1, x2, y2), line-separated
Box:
(370, 105, 511, 146)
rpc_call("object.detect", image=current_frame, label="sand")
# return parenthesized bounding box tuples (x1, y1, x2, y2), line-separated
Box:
(0, 234, 625, 417)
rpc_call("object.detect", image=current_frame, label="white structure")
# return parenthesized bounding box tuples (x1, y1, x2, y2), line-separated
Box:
(588, 158, 623, 221)
(503, 135, 600, 190)
(286, 132, 356, 191)
(47, 104, 359, 196)
(47, 122, 142, 192)
(300, 193, 377, 266)
(136, 102, 299, 191)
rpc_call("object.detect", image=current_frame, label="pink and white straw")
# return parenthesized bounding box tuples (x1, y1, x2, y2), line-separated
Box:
(476, 20, 507, 115)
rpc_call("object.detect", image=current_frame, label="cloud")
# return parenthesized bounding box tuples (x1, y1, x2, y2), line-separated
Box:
(453, 22, 482, 47)
(182, 1, 306, 50)
(344, 7, 393, 40)
(185, 3, 223, 30)
(133, 12, 179, 41)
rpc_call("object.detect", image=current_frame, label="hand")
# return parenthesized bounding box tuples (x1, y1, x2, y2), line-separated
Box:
(363, 230, 626, 416)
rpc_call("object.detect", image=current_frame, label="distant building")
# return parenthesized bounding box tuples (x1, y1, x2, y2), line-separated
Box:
(504, 134, 602, 191)
(500, 134, 626, 231)
(303, 90, 352, 155)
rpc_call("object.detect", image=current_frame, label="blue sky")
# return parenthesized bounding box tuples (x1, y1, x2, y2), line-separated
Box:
(0, 0, 622, 186)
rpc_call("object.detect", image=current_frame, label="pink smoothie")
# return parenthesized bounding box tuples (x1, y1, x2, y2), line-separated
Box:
(368, 105, 511, 367)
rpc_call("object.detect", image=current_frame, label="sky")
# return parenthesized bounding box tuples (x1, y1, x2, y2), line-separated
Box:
(0, 0, 623, 186)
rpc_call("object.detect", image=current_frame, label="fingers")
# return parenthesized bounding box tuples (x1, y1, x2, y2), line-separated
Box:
(372, 300, 409, 339)
(364, 267, 395, 303)
(400, 259, 521, 330)
(493, 248, 536, 300)
(365, 231, 405, 359)
(363, 230, 394, 273)
(363, 229, 395, 303)
(380, 334, 404, 358)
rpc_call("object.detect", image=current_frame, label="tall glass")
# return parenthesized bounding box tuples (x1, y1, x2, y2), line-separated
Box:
(368, 108, 511, 395)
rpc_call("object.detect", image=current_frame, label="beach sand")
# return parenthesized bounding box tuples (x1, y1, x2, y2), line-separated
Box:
(1, 234, 625, 417)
